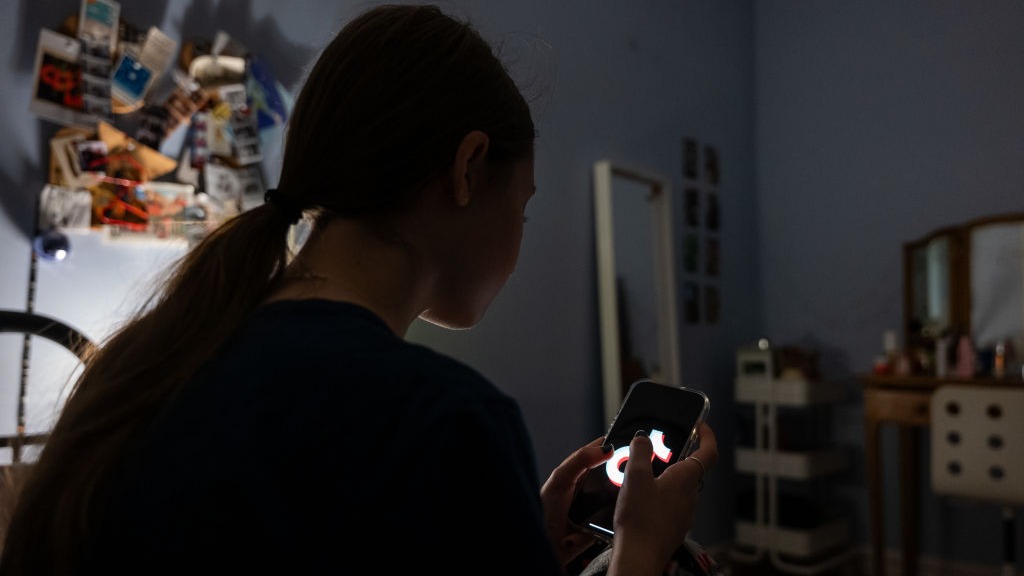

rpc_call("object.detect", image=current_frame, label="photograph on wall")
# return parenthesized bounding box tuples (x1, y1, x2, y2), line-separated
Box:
(684, 281, 700, 324)
(705, 237, 719, 277)
(682, 137, 699, 180)
(684, 187, 700, 228)
(684, 232, 700, 274)
(706, 192, 720, 231)
(704, 144, 720, 185)
(30, 29, 95, 129)
(704, 285, 720, 324)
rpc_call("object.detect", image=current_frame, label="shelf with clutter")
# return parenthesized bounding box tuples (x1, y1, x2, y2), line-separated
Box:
(729, 340, 858, 575)
(30, 0, 292, 261)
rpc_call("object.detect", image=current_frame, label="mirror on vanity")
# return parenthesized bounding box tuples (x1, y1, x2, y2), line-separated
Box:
(903, 212, 1024, 376)
(592, 160, 681, 424)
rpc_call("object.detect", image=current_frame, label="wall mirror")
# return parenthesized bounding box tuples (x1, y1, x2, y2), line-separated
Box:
(903, 211, 1024, 368)
(593, 160, 681, 424)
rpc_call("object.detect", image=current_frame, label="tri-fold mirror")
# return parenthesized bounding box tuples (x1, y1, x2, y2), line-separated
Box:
(904, 211, 1024, 372)
(593, 160, 681, 424)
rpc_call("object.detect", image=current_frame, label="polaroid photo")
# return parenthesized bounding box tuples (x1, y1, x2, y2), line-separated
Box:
(683, 232, 700, 274)
(203, 162, 246, 215)
(78, 0, 120, 54)
(205, 111, 234, 158)
(706, 192, 720, 231)
(82, 94, 111, 122)
(30, 29, 96, 129)
(684, 187, 700, 228)
(704, 285, 720, 325)
(39, 184, 93, 231)
(137, 26, 177, 77)
(163, 71, 210, 129)
(81, 39, 111, 60)
(704, 145, 720, 186)
(80, 52, 111, 79)
(231, 112, 262, 165)
(202, 162, 265, 216)
(50, 131, 89, 188)
(76, 139, 108, 174)
(218, 83, 248, 111)
(684, 282, 700, 324)
(705, 238, 720, 277)
(81, 79, 109, 99)
(175, 148, 201, 187)
(110, 52, 154, 106)
(236, 164, 266, 198)
(133, 104, 170, 149)
(189, 112, 212, 168)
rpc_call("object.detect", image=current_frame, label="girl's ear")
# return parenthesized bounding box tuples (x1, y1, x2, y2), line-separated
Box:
(450, 130, 489, 207)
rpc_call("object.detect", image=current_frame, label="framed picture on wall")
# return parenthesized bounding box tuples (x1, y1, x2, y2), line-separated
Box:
(704, 285, 720, 324)
(684, 281, 700, 324)
(705, 237, 719, 277)
(684, 232, 700, 273)
(706, 192, 720, 231)
(685, 187, 700, 228)
(704, 144, 720, 185)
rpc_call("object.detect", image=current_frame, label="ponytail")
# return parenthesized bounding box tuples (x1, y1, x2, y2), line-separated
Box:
(0, 203, 294, 571)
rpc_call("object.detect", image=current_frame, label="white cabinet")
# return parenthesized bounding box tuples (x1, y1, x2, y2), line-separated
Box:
(729, 346, 858, 575)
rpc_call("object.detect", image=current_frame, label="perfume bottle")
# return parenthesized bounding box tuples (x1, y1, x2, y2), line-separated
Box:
(954, 335, 976, 378)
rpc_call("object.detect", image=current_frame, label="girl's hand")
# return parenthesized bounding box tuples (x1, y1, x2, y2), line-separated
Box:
(609, 422, 718, 576)
(540, 436, 612, 564)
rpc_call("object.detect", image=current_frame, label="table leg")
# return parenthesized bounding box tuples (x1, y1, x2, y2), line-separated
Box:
(865, 418, 884, 576)
(899, 426, 919, 576)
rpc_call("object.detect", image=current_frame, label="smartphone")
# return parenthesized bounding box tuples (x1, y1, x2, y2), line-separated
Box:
(567, 378, 710, 541)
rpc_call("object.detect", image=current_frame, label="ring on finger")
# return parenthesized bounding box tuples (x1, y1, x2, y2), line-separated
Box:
(685, 455, 706, 491)
(685, 455, 706, 477)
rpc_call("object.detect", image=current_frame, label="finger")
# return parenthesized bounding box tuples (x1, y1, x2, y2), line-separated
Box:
(624, 431, 654, 483)
(543, 437, 609, 491)
(689, 422, 718, 470)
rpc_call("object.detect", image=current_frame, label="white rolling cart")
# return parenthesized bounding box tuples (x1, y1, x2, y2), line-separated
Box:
(729, 344, 858, 575)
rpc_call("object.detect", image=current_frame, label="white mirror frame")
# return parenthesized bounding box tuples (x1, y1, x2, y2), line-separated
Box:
(593, 159, 682, 425)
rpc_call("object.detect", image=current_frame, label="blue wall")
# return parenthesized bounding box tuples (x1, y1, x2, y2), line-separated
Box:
(2, 0, 1021, 568)
(756, 0, 1024, 567)
(0, 0, 757, 550)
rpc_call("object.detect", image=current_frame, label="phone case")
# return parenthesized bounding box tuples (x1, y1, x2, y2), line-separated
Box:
(568, 378, 710, 541)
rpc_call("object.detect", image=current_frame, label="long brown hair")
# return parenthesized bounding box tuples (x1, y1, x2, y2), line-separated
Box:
(0, 4, 534, 572)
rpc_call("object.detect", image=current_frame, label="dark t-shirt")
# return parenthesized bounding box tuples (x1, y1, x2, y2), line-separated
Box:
(84, 300, 562, 575)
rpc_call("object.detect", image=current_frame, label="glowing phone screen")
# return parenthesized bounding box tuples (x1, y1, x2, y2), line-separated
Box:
(567, 379, 709, 539)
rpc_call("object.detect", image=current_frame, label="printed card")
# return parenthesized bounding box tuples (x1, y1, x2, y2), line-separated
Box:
(30, 29, 95, 129)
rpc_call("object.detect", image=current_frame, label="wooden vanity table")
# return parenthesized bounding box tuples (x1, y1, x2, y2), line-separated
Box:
(866, 211, 1024, 576)
(861, 374, 1022, 576)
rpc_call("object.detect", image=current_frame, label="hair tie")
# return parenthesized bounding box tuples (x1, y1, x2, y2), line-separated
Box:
(264, 188, 303, 225)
